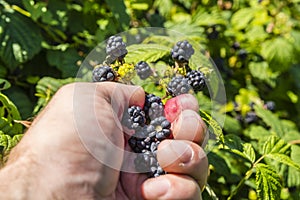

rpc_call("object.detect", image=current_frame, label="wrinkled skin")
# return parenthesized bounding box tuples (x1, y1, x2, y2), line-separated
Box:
(0, 82, 208, 200)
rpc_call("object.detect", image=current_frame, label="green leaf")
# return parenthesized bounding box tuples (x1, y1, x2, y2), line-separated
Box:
(262, 136, 290, 155)
(255, 163, 282, 200)
(254, 105, 285, 137)
(288, 145, 300, 187)
(46, 48, 81, 78)
(192, 7, 227, 26)
(34, 77, 75, 114)
(0, 93, 22, 136)
(266, 153, 300, 171)
(0, 11, 42, 69)
(243, 143, 256, 163)
(0, 79, 11, 90)
(261, 38, 294, 72)
(248, 61, 279, 87)
(200, 110, 224, 145)
(231, 8, 257, 30)
(125, 44, 171, 64)
(104, 0, 130, 30)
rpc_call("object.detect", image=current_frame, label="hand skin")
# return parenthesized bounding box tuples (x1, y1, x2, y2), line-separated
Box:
(0, 82, 208, 200)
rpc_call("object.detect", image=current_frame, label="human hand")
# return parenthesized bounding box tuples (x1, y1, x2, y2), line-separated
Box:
(0, 82, 208, 200)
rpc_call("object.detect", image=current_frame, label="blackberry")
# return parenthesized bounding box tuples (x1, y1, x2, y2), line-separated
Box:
(186, 70, 206, 92)
(237, 49, 248, 60)
(92, 65, 116, 82)
(167, 75, 191, 97)
(122, 106, 146, 130)
(144, 94, 164, 121)
(264, 101, 275, 112)
(171, 40, 194, 62)
(106, 36, 128, 62)
(244, 111, 258, 124)
(147, 116, 171, 141)
(135, 61, 152, 80)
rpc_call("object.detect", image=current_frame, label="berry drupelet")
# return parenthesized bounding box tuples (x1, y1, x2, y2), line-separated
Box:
(135, 61, 152, 80)
(92, 65, 116, 82)
(171, 40, 195, 62)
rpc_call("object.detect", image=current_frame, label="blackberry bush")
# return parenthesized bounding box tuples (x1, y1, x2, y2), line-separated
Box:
(90, 35, 210, 178)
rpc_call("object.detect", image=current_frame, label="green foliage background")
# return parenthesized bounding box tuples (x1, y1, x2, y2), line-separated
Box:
(0, 0, 300, 199)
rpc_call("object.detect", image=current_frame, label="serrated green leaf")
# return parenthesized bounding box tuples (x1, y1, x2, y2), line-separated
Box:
(261, 38, 294, 72)
(243, 143, 256, 163)
(207, 151, 231, 179)
(288, 145, 300, 187)
(262, 136, 290, 155)
(266, 153, 300, 171)
(255, 163, 281, 200)
(125, 44, 171, 64)
(200, 110, 224, 145)
(254, 105, 285, 137)
(0, 11, 42, 69)
(0, 93, 22, 136)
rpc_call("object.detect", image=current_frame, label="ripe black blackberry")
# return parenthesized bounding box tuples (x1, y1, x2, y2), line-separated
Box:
(244, 111, 258, 124)
(122, 106, 146, 130)
(135, 61, 152, 80)
(167, 75, 191, 97)
(92, 65, 116, 82)
(147, 116, 171, 141)
(171, 40, 195, 62)
(186, 70, 206, 92)
(106, 36, 128, 62)
(144, 94, 164, 121)
(264, 101, 275, 112)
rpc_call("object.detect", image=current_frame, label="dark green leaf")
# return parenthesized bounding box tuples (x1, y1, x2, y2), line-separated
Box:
(255, 163, 282, 200)
(0, 11, 42, 69)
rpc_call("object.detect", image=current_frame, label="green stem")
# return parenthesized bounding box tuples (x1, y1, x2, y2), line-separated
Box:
(227, 155, 265, 200)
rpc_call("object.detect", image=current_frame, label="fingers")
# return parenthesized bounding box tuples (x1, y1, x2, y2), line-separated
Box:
(142, 174, 201, 200)
(157, 140, 208, 190)
(172, 109, 207, 144)
(164, 94, 199, 123)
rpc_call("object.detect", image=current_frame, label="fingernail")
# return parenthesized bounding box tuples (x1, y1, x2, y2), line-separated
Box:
(170, 140, 193, 164)
(144, 178, 170, 198)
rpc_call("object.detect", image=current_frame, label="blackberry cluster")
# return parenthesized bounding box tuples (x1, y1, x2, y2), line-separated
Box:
(171, 40, 195, 62)
(106, 36, 128, 62)
(135, 61, 152, 80)
(124, 94, 171, 177)
(92, 65, 116, 82)
(186, 70, 206, 92)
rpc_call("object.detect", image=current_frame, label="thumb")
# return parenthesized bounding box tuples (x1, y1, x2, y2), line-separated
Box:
(95, 82, 145, 119)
